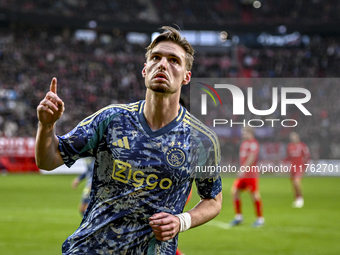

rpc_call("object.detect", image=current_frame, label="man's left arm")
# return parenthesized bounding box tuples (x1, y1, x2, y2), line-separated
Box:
(187, 191, 222, 228)
(149, 191, 222, 241)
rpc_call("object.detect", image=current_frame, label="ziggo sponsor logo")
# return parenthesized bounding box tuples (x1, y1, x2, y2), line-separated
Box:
(112, 160, 172, 190)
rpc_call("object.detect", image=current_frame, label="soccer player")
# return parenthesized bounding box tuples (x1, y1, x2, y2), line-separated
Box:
(35, 26, 222, 255)
(71, 157, 94, 216)
(286, 131, 310, 208)
(229, 127, 264, 227)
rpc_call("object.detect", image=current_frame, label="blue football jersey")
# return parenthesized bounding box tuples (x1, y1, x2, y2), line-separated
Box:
(58, 101, 222, 255)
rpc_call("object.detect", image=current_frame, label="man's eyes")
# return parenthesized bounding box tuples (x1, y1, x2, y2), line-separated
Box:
(171, 58, 179, 63)
(152, 55, 180, 64)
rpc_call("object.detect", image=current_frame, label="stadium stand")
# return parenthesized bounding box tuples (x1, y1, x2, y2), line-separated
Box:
(1, 0, 340, 25)
(1, 0, 340, 171)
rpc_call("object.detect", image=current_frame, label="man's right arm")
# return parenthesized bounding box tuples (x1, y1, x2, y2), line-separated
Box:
(35, 77, 65, 170)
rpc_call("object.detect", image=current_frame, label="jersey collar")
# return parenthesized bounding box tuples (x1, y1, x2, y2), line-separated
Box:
(138, 100, 186, 138)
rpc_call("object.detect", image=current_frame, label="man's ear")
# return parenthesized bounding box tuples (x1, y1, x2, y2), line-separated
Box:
(182, 71, 191, 85)
(142, 63, 147, 78)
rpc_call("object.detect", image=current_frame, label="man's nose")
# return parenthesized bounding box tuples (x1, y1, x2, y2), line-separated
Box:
(158, 57, 168, 70)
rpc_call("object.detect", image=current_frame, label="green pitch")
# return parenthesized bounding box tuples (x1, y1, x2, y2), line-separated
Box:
(0, 174, 339, 255)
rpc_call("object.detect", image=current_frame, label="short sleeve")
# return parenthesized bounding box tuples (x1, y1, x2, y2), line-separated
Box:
(249, 141, 259, 153)
(195, 140, 222, 199)
(58, 123, 97, 168)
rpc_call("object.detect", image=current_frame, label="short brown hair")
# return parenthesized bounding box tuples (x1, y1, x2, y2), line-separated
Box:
(145, 26, 195, 71)
(242, 126, 254, 135)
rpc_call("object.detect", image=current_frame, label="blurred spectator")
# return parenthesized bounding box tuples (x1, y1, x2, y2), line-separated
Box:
(1, 1, 340, 159)
(1, 0, 340, 25)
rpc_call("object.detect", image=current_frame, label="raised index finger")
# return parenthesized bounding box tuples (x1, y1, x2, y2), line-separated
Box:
(50, 77, 57, 94)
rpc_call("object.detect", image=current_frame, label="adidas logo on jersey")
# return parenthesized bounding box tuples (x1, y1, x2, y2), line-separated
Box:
(112, 136, 130, 149)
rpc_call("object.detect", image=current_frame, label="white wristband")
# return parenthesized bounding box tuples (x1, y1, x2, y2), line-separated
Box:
(175, 212, 191, 233)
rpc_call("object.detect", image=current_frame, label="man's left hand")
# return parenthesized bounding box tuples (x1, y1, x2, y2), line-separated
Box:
(149, 212, 180, 241)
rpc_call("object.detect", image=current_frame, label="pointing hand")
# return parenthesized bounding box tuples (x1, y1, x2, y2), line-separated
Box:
(37, 77, 65, 127)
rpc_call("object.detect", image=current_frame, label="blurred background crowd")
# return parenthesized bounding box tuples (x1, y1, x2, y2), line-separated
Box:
(1, 0, 340, 25)
(1, 0, 340, 163)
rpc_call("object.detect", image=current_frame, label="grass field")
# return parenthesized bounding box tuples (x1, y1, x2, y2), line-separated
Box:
(0, 174, 339, 255)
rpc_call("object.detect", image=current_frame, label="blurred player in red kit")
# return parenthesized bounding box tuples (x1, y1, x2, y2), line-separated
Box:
(286, 131, 310, 208)
(229, 127, 264, 227)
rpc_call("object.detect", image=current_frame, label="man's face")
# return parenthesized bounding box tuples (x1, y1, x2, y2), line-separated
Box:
(242, 129, 252, 140)
(142, 41, 191, 94)
(290, 132, 299, 143)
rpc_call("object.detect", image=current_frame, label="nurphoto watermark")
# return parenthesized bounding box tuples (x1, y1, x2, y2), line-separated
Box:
(190, 78, 340, 178)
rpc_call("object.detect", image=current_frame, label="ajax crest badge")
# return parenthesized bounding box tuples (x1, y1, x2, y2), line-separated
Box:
(165, 147, 186, 168)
